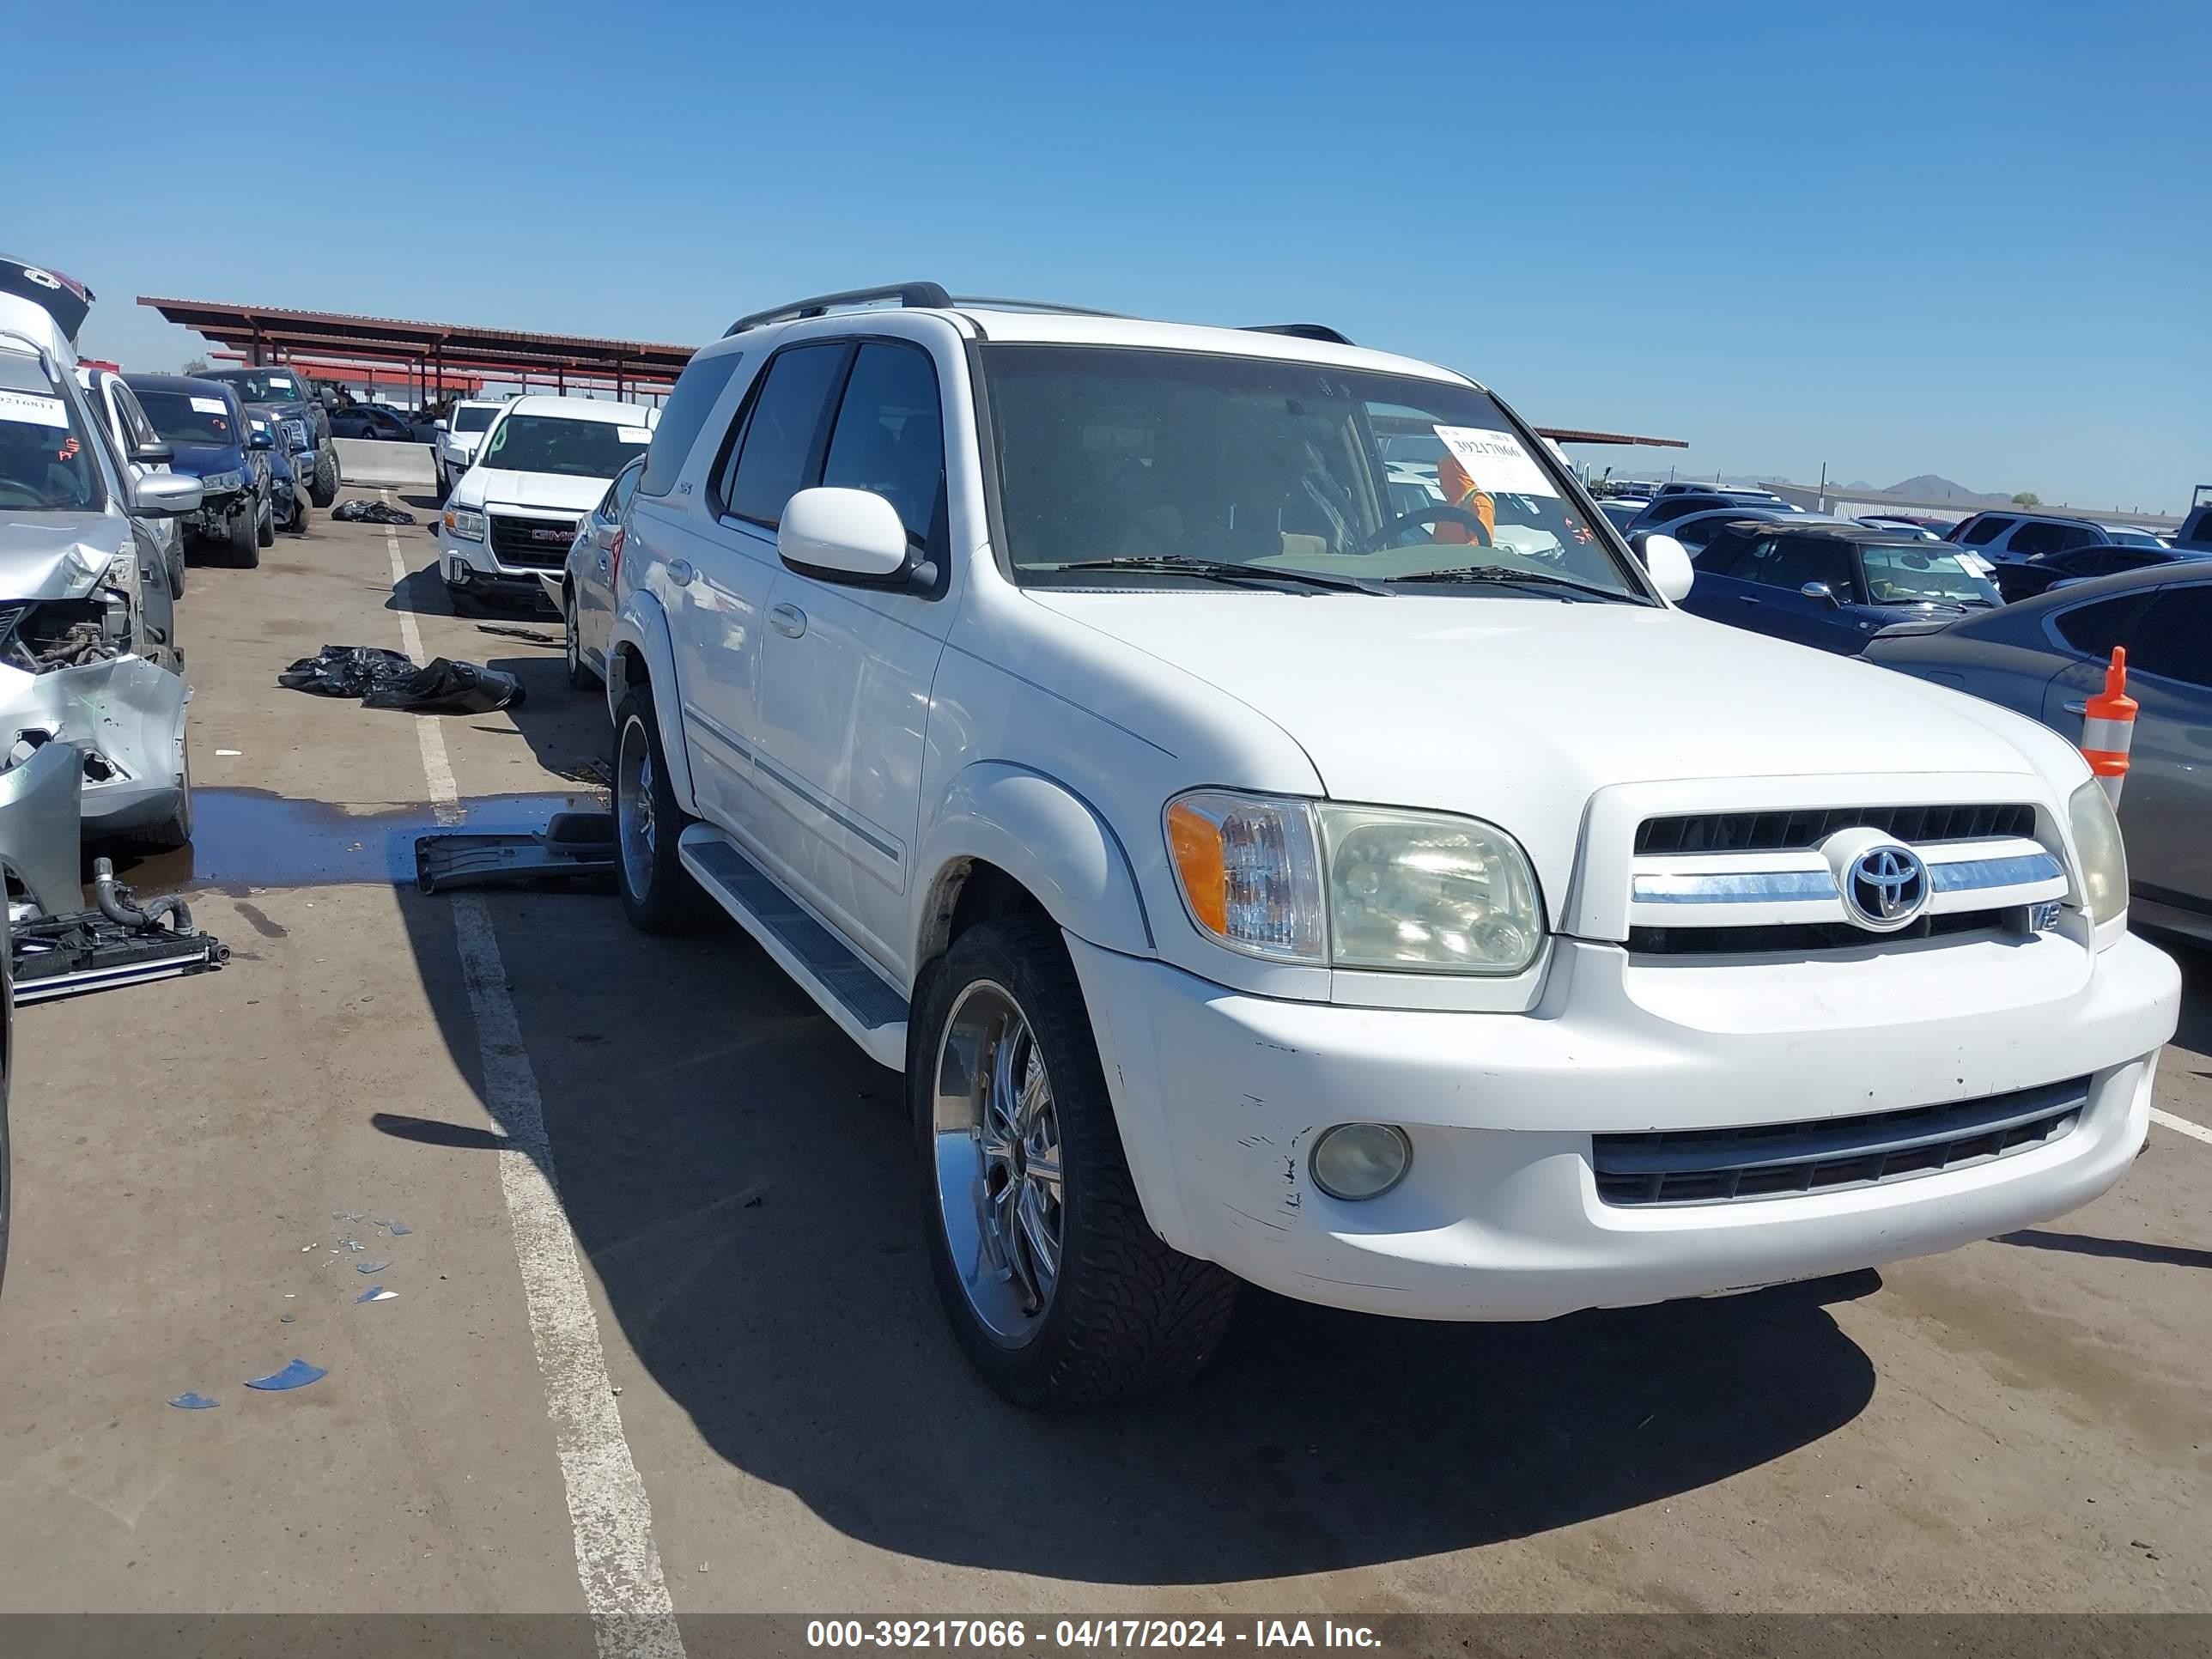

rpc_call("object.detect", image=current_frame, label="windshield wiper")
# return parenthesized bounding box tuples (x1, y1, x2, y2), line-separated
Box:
(1043, 556, 1388, 594)
(1381, 565, 1633, 602)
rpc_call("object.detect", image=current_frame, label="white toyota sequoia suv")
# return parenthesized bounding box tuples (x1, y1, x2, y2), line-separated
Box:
(605, 283, 2179, 1407)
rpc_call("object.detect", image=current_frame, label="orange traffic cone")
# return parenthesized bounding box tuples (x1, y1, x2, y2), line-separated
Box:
(2080, 647, 2137, 808)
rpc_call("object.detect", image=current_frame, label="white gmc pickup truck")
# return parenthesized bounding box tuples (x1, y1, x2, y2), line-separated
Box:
(603, 284, 2179, 1407)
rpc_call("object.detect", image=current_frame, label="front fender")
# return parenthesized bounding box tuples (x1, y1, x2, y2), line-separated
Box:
(606, 587, 697, 817)
(916, 763, 1153, 960)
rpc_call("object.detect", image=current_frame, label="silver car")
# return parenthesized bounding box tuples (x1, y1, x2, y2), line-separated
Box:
(544, 453, 642, 695)
(1866, 563, 2212, 945)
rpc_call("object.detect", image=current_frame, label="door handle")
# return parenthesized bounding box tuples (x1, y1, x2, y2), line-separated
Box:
(769, 602, 807, 639)
(2063, 701, 2087, 715)
(1737, 594, 1762, 604)
(666, 559, 693, 587)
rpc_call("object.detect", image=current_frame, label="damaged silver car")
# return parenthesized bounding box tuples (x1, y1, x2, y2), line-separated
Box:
(1, 309, 200, 847)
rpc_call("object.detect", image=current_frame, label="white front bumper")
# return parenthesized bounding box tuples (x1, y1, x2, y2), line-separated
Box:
(1069, 927, 2179, 1321)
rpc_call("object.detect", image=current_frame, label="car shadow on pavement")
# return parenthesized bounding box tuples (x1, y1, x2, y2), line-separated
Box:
(1997, 1229, 2211, 1271)
(386, 867, 1883, 1584)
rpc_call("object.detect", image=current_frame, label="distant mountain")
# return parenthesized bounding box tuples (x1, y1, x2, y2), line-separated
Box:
(1884, 474, 2009, 504)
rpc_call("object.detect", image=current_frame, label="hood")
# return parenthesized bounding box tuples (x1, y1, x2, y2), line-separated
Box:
(167, 441, 248, 475)
(454, 470, 611, 515)
(0, 511, 131, 600)
(1030, 591, 2067, 910)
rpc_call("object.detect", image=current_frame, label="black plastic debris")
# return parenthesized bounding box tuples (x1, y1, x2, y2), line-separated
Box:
(416, 811, 616, 894)
(331, 499, 416, 525)
(477, 624, 557, 644)
(279, 645, 526, 714)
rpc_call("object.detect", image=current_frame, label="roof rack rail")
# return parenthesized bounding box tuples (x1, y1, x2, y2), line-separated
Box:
(726, 282, 953, 336)
(1244, 323, 1355, 345)
(948, 296, 1129, 319)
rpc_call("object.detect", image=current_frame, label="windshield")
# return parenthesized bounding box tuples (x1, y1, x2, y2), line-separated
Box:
(478, 414, 649, 479)
(136, 387, 240, 448)
(2106, 529, 2162, 548)
(211, 369, 305, 403)
(982, 346, 1644, 599)
(0, 349, 101, 511)
(1859, 543, 2000, 605)
(453, 404, 498, 433)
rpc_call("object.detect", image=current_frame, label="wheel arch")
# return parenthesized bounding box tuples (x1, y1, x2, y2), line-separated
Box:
(605, 590, 698, 816)
(913, 763, 1154, 974)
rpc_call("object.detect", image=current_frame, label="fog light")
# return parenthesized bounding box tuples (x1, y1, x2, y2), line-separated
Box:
(1310, 1123, 1412, 1201)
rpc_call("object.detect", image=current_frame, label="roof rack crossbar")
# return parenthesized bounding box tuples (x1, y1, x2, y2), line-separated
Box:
(727, 282, 954, 336)
(1243, 323, 1355, 345)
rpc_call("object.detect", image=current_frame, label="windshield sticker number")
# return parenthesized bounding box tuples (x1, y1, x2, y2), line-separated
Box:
(617, 426, 653, 445)
(1433, 426, 1558, 499)
(0, 390, 70, 428)
(190, 396, 228, 415)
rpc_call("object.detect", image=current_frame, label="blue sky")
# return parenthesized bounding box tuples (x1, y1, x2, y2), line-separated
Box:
(9, 0, 2205, 512)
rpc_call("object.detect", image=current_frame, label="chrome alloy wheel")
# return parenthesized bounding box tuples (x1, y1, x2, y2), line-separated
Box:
(932, 980, 1065, 1343)
(617, 714, 657, 899)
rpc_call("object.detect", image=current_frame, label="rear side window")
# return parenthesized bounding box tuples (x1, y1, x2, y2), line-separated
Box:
(111, 381, 161, 453)
(719, 344, 848, 528)
(1960, 515, 2010, 546)
(639, 350, 742, 497)
(2126, 585, 2212, 687)
(819, 343, 945, 550)
(2051, 592, 2154, 659)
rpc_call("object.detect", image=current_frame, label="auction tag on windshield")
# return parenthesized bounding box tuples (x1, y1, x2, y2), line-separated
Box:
(269, 376, 297, 392)
(0, 389, 69, 428)
(1432, 425, 1558, 497)
(190, 396, 228, 415)
(617, 426, 653, 445)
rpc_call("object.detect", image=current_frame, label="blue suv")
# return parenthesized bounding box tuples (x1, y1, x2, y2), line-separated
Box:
(1680, 520, 1999, 654)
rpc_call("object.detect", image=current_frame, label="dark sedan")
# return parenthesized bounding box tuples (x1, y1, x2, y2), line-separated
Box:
(1865, 563, 2212, 945)
(1990, 542, 2208, 604)
(1680, 521, 1998, 654)
(327, 404, 426, 442)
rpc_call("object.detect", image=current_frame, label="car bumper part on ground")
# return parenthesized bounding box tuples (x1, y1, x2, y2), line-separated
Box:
(1068, 927, 2180, 1321)
(0, 653, 189, 835)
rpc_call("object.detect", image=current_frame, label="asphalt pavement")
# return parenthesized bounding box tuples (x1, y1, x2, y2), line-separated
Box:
(0, 495, 2205, 1625)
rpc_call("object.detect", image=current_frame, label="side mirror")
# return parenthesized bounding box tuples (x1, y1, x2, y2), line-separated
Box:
(248, 428, 274, 451)
(1801, 580, 1838, 605)
(131, 471, 204, 517)
(433, 418, 449, 434)
(1632, 532, 1695, 602)
(132, 439, 174, 465)
(777, 486, 920, 585)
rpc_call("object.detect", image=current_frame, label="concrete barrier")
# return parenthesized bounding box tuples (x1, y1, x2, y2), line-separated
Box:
(333, 437, 437, 490)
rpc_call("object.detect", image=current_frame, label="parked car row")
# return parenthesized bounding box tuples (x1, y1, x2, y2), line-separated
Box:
(510, 280, 2179, 1407)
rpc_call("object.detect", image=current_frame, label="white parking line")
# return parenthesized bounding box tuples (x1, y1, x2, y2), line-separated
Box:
(383, 520, 687, 1659)
(2150, 1107, 2212, 1148)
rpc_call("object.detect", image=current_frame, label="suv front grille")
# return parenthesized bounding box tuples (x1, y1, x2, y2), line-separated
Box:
(1636, 802, 2035, 855)
(1591, 1077, 2086, 1207)
(488, 514, 579, 569)
(1629, 907, 2011, 956)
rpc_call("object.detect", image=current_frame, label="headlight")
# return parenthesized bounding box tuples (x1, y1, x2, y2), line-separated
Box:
(1322, 805, 1543, 974)
(1164, 792, 1544, 975)
(203, 469, 245, 493)
(445, 506, 486, 542)
(2068, 780, 2128, 926)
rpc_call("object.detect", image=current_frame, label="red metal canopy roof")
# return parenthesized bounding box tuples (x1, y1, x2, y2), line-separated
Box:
(141, 295, 693, 388)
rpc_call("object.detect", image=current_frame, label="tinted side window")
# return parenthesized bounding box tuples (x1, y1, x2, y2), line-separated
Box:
(720, 344, 849, 529)
(2051, 592, 2154, 658)
(612, 459, 641, 518)
(819, 343, 945, 550)
(1960, 514, 2010, 546)
(2007, 521, 2071, 557)
(639, 350, 742, 497)
(1713, 534, 1775, 580)
(2127, 586, 2212, 687)
(112, 383, 160, 453)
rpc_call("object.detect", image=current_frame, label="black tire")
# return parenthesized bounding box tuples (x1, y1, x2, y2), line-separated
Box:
(309, 450, 337, 508)
(611, 686, 714, 934)
(227, 501, 260, 568)
(167, 537, 185, 598)
(912, 916, 1239, 1407)
(256, 494, 276, 548)
(565, 588, 595, 690)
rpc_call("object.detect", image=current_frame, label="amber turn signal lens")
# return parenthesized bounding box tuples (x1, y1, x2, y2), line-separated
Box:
(1166, 799, 1228, 935)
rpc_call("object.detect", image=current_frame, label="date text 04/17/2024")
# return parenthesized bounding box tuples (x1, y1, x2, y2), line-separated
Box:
(804, 1620, 1383, 1650)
